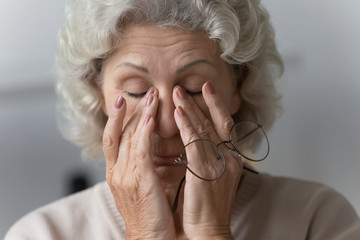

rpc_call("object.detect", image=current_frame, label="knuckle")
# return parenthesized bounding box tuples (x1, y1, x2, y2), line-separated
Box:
(102, 132, 115, 151)
(130, 136, 148, 163)
(181, 122, 199, 143)
(108, 110, 125, 125)
(108, 168, 129, 191)
(129, 134, 139, 146)
(185, 134, 199, 144)
(223, 117, 235, 133)
(203, 118, 214, 131)
(182, 120, 193, 133)
(122, 128, 133, 141)
(203, 118, 213, 129)
(135, 147, 147, 161)
(197, 119, 214, 136)
(107, 170, 120, 189)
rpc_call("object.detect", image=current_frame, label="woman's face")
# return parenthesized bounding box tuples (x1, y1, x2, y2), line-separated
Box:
(101, 24, 241, 185)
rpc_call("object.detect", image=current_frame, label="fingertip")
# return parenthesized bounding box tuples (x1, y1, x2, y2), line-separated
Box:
(109, 96, 127, 119)
(202, 82, 217, 106)
(172, 86, 187, 105)
(115, 96, 124, 109)
(176, 86, 187, 99)
(203, 81, 216, 95)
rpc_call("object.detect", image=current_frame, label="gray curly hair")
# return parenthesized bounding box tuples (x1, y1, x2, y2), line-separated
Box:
(56, 0, 283, 160)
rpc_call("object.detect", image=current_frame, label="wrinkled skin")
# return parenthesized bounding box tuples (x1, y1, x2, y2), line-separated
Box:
(101, 24, 243, 239)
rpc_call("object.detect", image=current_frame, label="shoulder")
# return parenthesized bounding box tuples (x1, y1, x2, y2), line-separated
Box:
(5, 182, 125, 240)
(261, 174, 357, 213)
(237, 170, 345, 208)
(237, 172, 360, 239)
(261, 173, 342, 202)
(268, 174, 360, 239)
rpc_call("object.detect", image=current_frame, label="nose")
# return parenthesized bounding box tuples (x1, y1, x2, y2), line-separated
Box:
(154, 89, 179, 138)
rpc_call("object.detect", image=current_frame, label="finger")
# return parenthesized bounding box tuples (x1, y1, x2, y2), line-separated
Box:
(131, 89, 159, 167)
(120, 88, 155, 139)
(174, 106, 198, 145)
(118, 88, 157, 168)
(174, 106, 207, 177)
(103, 96, 126, 170)
(202, 83, 243, 173)
(202, 82, 235, 141)
(135, 114, 156, 171)
(173, 86, 218, 141)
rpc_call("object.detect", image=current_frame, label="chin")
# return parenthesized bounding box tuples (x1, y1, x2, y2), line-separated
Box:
(154, 165, 186, 185)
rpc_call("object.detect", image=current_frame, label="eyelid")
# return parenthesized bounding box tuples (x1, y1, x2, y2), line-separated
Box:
(127, 90, 201, 98)
(126, 91, 147, 98)
(186, 90, 203, 96)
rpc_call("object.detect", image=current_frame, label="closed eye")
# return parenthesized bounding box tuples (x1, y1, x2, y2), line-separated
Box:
(126, 91, 147, 98)
(186, 90, 202, 96)
(126, 90, 202, 98)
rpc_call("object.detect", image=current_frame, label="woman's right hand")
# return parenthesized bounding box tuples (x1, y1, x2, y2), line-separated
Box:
(102, 88, 175, 239)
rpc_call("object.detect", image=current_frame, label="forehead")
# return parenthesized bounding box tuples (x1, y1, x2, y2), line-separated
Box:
(107, 24, 221, 67)
(118, 24, 216, 49)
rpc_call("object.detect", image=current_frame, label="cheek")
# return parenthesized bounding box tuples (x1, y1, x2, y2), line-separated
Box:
(217, 82, 241, 115)
(102, 87, 120, 115)
(221, 94, 234, 112)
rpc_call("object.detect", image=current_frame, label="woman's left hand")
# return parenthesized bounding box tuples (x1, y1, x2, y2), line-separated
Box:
(173, 82, 243, 240)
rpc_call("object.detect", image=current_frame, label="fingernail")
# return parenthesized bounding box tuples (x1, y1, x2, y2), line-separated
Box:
(145, 87, 155, 98)
(176, 106, 185, 116)
(144, 115, 152, 125)
(176, 87, 187, 99)
(147, 94, 154, 106)
(205, 82, 216, 94)
(115, 96, 124, 109)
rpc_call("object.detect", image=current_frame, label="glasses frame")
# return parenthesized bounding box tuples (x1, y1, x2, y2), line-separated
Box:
(225, 121, 270, 162)
(171, 121, 269, 213)
(174, 139, 226, 181)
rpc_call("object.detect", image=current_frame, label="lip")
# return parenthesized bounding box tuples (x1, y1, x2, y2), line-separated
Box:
(152, 154, 180, 166)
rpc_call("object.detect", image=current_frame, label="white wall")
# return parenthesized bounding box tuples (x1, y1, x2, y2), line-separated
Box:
(0, 86, 106, 236)
(0, 1, 105, 236)
(1, 0, 359, 237)
(262, 0, 360, 214)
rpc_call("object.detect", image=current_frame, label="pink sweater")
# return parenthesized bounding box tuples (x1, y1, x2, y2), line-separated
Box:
(5, 171, 360, 239)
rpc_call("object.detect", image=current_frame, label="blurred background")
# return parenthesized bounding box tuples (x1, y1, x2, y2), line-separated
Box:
(1, 0, 359, 237)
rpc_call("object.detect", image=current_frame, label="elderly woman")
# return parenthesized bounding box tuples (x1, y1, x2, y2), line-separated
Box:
(6, 0, 360, 239)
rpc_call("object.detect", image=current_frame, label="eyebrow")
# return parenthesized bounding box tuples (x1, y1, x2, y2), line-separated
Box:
(176, 59, 215, 74)
(114, 62, 149, 74)
(114, 59, 215, 74)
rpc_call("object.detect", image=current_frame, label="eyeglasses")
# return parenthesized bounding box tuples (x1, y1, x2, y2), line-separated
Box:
(171, 121, 269, 213)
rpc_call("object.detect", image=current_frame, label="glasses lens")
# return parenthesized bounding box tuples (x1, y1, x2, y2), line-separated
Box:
(181, 139, 225, 181)
(230, 121, 269, 161)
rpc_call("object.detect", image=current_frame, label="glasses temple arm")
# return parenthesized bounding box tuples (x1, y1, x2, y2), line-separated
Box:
(171, 165, 258, 214)
(171, 176, 186, 213)
(236, 126, 260, 143)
